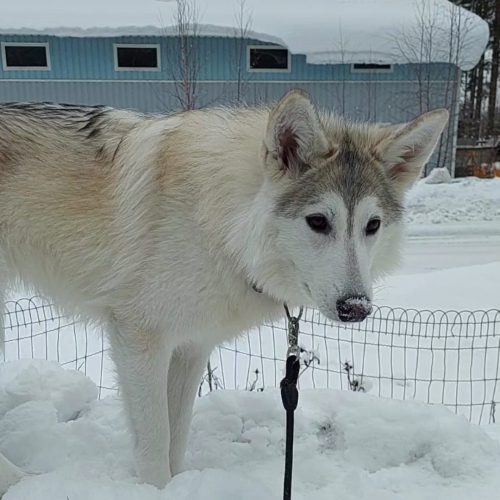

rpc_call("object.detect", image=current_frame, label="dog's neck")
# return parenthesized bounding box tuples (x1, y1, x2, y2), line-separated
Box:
(175, 109, 295, 307)
(180, 109, 272, 267)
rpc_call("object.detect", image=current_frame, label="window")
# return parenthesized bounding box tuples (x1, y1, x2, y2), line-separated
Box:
(248, 46, 291, 72)
(1, 42, 50, 70)
(351, 63, 393, 73)
(114, 44, 160, 71)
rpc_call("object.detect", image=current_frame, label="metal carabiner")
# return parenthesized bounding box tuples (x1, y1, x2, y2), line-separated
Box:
(284, 304, 303, 359)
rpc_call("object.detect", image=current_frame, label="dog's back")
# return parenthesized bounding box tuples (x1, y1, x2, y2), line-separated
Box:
(0, 103, 179, 323)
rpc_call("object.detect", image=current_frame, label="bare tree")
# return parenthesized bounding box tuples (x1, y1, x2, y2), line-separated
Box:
(390, 0, 477, 173)
(164, 0, 202, 111)
(362, 51, 380, 122)
(232, 0, 253, 105)
(330, 22, 349, 115)
(390, 0, 444, 115)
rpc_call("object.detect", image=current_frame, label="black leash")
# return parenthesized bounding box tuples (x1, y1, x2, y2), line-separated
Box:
(280, 305, 303, 500)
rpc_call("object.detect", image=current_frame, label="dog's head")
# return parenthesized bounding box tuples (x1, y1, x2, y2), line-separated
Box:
(248, 90, 448, 323)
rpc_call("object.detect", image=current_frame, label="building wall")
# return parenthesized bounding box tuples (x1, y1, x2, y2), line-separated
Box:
(0, 34, 454, 82)
(0, 34, 458, 173)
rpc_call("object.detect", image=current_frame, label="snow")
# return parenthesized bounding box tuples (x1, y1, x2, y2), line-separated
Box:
(0, 24, 287, 49)
(424, 167, 453, 184)
(0, 0, 489, 71)
(344, 297, 371, 308)
(400, 226, 500, 273)
(0, 359, 98, 422)
(378, 261, 500, 310)
(406, 177, 500, 225)
(3, 359, 500, 499)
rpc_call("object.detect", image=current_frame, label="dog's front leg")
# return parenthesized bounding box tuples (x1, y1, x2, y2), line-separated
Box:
(167, 343, 212, 476)
(108, 321, 173, 489)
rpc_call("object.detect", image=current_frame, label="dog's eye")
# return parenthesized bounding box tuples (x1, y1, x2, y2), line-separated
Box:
(365, 218, 381, 236)
(306, 214, 330, 234)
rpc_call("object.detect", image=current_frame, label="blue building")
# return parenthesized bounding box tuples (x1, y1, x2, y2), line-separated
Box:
(0, 0, 489, 175)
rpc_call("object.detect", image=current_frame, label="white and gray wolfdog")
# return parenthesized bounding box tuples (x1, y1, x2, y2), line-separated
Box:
(0, 90, 448, 494)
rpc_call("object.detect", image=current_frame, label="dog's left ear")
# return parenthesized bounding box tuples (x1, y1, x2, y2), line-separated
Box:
(265, 90, 329, 179)
(375, 109, 449, 192)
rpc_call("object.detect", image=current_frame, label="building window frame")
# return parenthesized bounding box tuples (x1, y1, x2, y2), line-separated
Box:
(1, 42, 51, 71)
(350, 63, 394, 73)
(247, 45, 291, 73)
(113, 43, 161, 72)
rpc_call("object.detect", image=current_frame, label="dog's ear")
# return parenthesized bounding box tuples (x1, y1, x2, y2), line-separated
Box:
(375, 109, 449, 192)
(264, 90, 329, 179)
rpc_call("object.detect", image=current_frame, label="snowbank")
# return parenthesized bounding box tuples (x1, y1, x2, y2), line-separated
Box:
(0, 0, 489, 71)
(424, 167, 453, 184)
(0, 359, 98, 422)
(2, 359, 500, 499)
(406, 177, 500, 225)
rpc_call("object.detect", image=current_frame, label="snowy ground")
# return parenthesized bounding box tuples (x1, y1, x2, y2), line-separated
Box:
(402, 228, 500, 274)
(3, 359, 500, 500)
(405, 177, 500, 226)
(1, 177, 500, 499)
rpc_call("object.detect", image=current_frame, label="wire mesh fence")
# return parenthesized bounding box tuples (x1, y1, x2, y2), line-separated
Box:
(3, 296, 500, 424)
(2, 297, 114, 397)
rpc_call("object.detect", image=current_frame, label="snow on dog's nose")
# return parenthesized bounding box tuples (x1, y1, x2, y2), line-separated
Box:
(336, 295, 372, 323)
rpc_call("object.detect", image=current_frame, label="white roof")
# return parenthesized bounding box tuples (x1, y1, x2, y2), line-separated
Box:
(0, 0, 489, 71)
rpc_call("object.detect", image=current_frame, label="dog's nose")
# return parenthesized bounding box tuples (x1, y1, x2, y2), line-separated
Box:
(336, 295, 372, 322)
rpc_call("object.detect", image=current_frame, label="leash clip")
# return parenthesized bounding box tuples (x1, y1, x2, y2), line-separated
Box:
(284, 304, 303, 359)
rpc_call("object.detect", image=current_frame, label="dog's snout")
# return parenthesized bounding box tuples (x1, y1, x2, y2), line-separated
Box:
(336, 295, 372, 323)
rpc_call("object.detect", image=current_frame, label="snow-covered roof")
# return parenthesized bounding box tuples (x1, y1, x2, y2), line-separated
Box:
(0, 0, 489, 71)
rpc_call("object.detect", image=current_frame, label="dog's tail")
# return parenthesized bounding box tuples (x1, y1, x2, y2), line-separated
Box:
(0, 294, 4, 355)
(0, 256, 6, 355)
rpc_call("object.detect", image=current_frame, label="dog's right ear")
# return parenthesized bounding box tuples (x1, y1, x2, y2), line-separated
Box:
(375, 109, 449, 193)
(264, 90, 329, 179)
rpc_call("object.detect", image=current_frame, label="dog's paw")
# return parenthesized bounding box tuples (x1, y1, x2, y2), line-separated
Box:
(136, 460, 172, 490)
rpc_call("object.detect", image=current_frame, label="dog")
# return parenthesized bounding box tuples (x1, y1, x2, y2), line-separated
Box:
(0, 90, 448, 495)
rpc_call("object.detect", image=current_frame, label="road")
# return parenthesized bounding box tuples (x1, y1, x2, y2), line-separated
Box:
(399, 222, 500, 275)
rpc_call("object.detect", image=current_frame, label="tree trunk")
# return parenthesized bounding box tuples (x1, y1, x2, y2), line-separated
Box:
(487, 0, 500, 137)
(468, 66, 477, 137)
(473, 55, 485, 140)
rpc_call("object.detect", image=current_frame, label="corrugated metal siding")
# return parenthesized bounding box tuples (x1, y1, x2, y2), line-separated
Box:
(0, 79, 450, 116)
(0, 78, 456, 171)
(0, 34, 453, 82)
